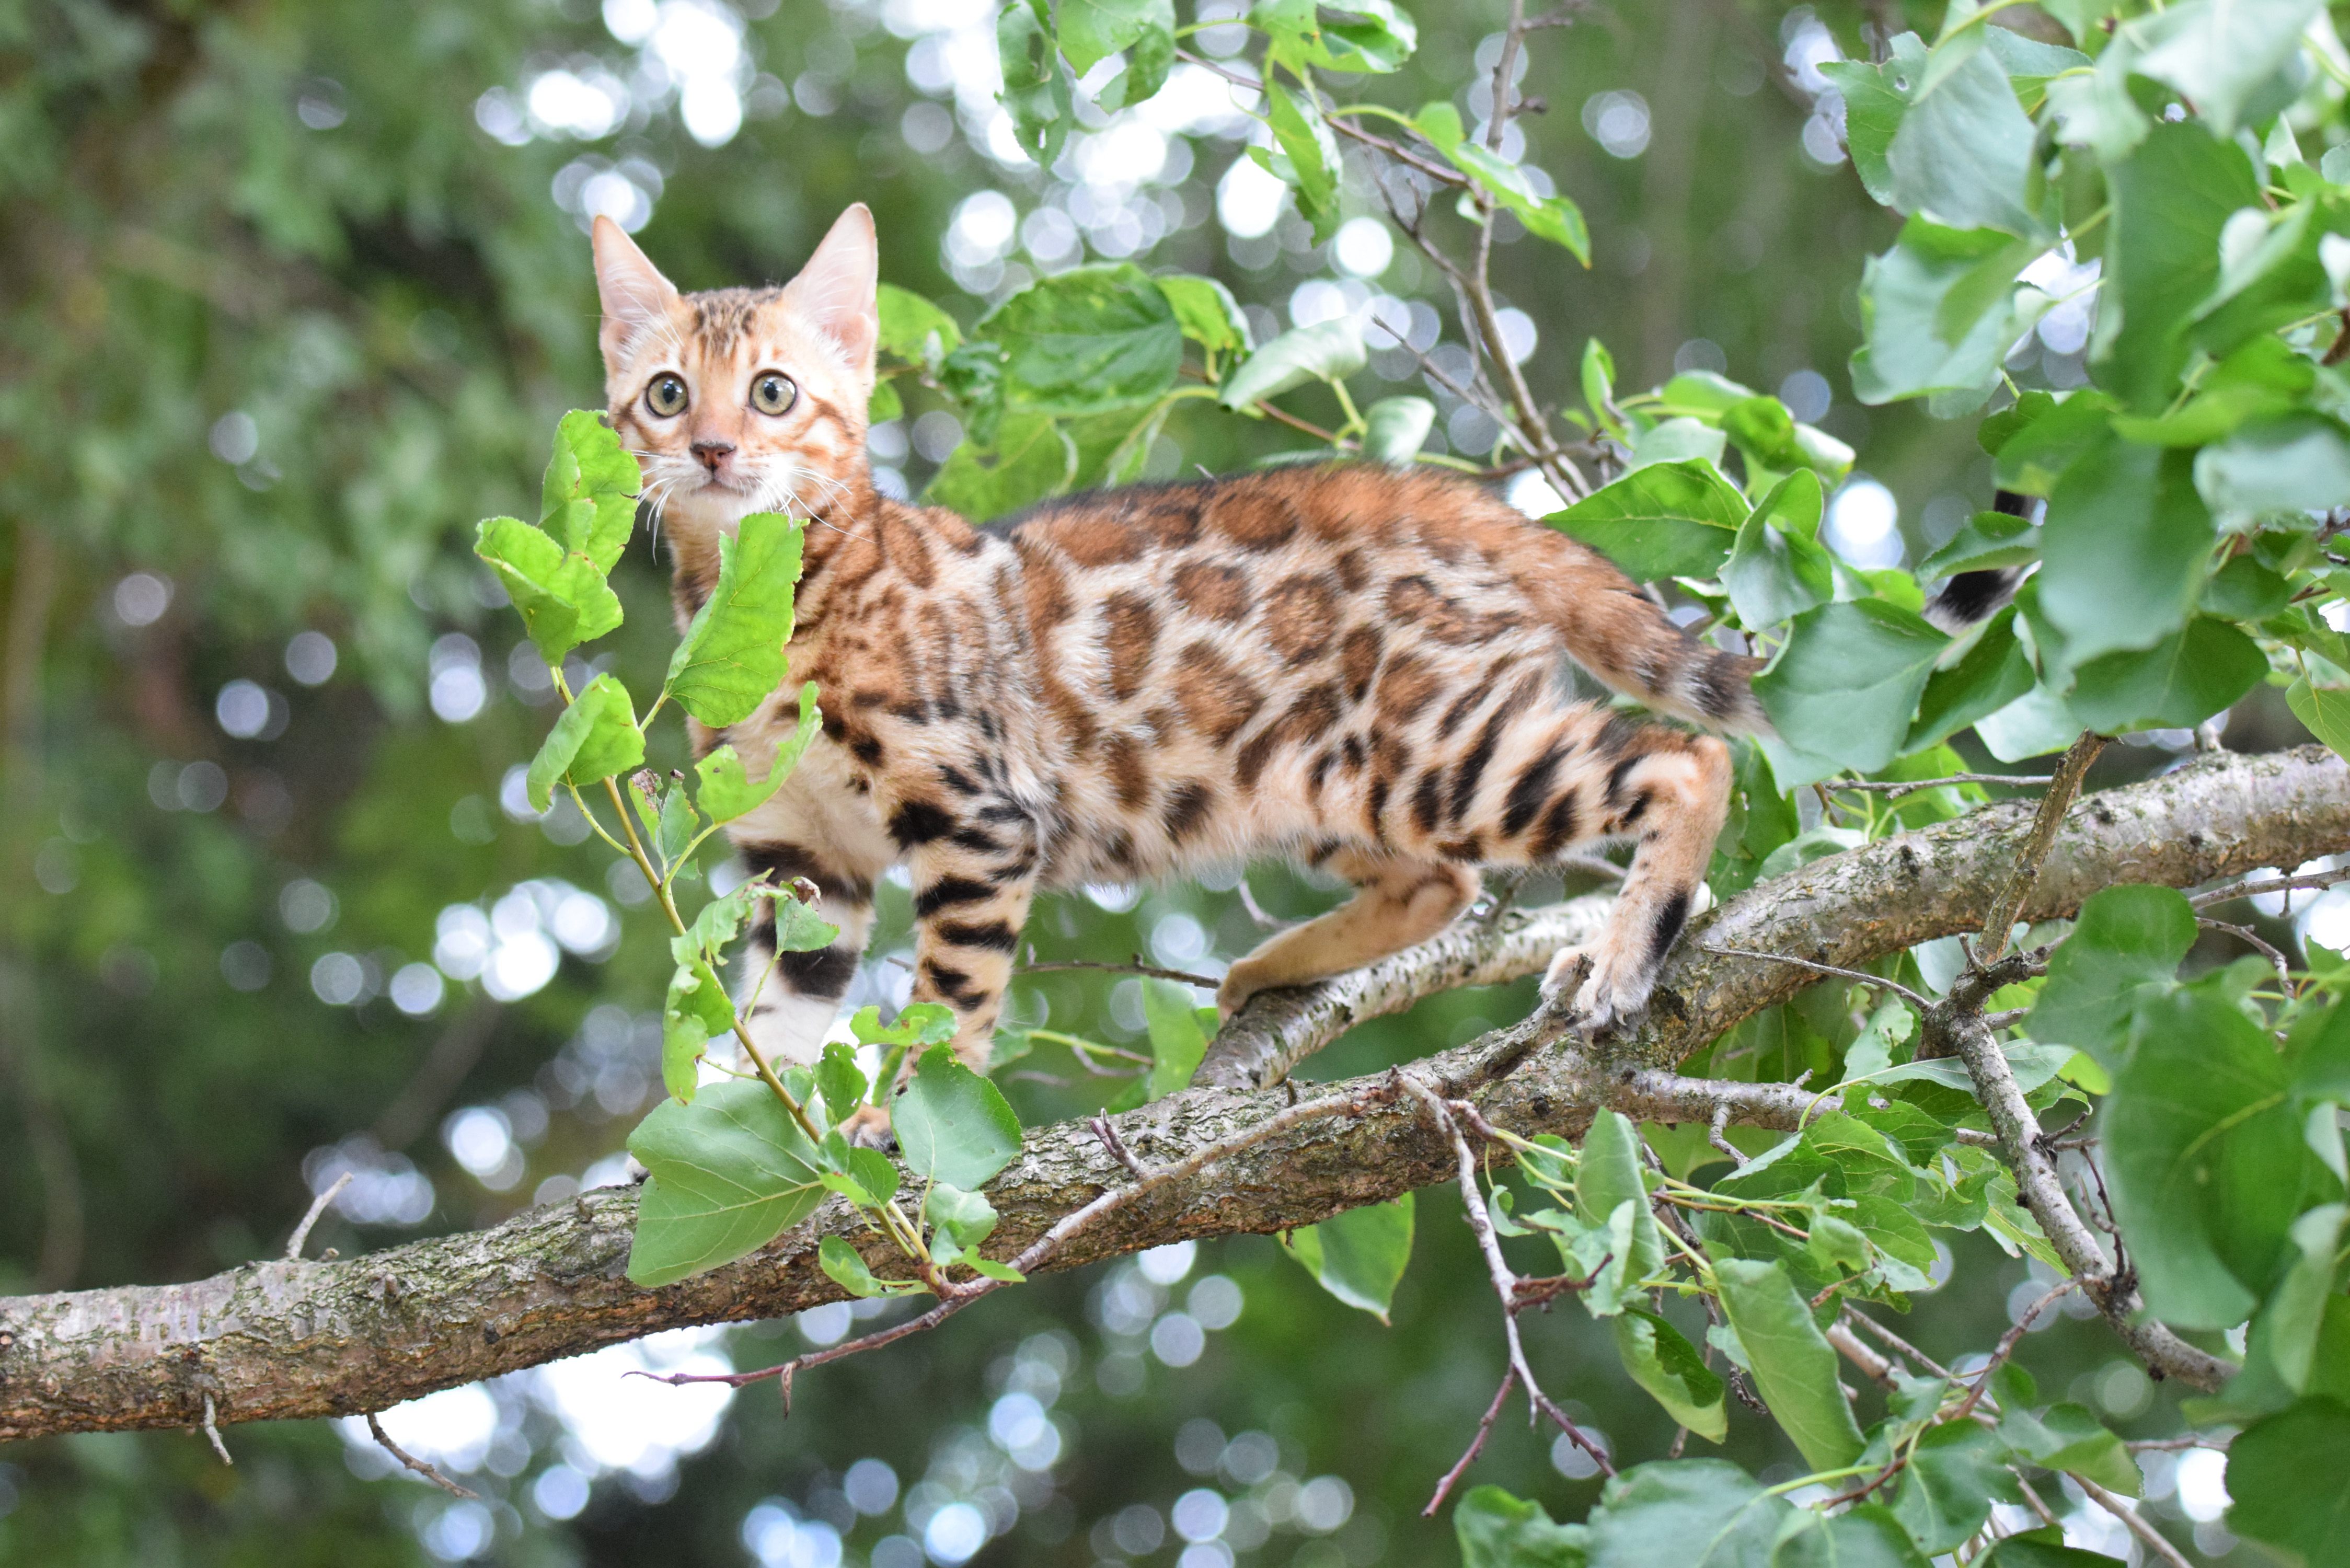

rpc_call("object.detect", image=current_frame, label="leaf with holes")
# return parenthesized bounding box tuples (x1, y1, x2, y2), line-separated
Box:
(695, 683, 820, 824)
(475, 515, 626, 666)
(663, 512, 802, 728)
(539, 408, 641, 577)
(525, 674, 644, 813)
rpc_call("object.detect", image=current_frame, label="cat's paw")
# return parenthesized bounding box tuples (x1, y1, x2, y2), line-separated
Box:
(1215, 960, 1272, 1022)
(1540, 949, 1649, 1037)
(835, 1104, 895, 1150)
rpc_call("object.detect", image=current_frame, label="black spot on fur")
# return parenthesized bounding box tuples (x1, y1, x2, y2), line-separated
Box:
(924, 963, 985, 1008)
(1694, 655, 1746, 721)
(851, 734, 886, 766)
(937, 919, 1020, 952)
(889, 800, 955, 846)
(1531, 792, 1581, 859)
(779, 944, 859, 998)
(1646, 889, 1692, 969)
(1448, 713, 1504, 824)
(1605, 753, 1644, 808)
(1163, 780, 1215, 842)
(742, 843, 873, 905)
(914, 877, 995, 917)
(1503, 745, 1567, 838)
(939, 765, 984, 797)
(1411, 770, 1444, 834)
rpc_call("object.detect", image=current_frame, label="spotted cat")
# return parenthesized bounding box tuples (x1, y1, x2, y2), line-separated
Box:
(593, 203, 1770, 1106)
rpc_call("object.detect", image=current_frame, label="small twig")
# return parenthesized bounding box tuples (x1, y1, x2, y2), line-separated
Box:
(1089, 1114, 1149, 1181)
(2191, 867, 2350, 907)
(1701, 945, 1932, 1008)
(285, 1171, 352, 1261)
(1423, 1366, 1517, 1516)
(2198, 918, 2294, 989)
(1976, 732, 2105, 969)
(2014, 1474, 2063, 1532)
(1234, 875, 1289, 931)
(1708, 1101, 1748, 1166)
(200, 1394, 233, 1466)
(1951, 1278, 2077, 1424)
(2077, 1473, 2195, 1568)
(2126, 1433, 2231, 1452)
(1830, 773, 2054, 798)
(1842, 1308, 1955, 1381)
(1825, 1322, 1898, 1392)
(1020, 950, 1219, 988)
(366, 1412, 479, 1498)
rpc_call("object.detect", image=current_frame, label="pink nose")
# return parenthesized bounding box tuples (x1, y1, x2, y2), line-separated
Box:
(690, 440, 735, 474)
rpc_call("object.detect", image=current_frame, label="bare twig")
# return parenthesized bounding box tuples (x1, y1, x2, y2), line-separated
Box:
(1234, 875, 1289, 931)
(1089, 1114, 1149, 1181)
(2191, 866, 2350, 907)
(1825, 1322, 1899, 1392)
(1976, 732, 2106, 968)
(285, 1172, 352, 1262)
(2077, 1474, 2194, 1568)
(2198, 917, 2295, 989)
(366, 1412, 479, 1498)
(2126, 1434, 2232, 1452)
(1708, 1101, 1747, 1166)
(1830, 773, 2054, 798)
(1423, 1366, 1517, 1516)
(1020, 951, 1219, 989)
(1702, 944, 1931, 1008)
(200, 1394, 232, 1466)
(1950, 1278, 2077, 1423)
(1842, 1308, 1955, 1381)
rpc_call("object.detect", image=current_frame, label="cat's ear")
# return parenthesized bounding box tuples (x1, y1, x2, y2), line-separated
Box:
(591, 216, 681, 367)
(780, 203, 879, 383)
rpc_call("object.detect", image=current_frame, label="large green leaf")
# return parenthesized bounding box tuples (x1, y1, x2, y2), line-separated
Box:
(925, 411, 1077, 521)
(984, 263, 1183, 416)
(1613, 1309, 1727, 1442)
(1722, 470, 1832, 628)
(524, 673, 643, 812)
(1576, 1110, 1665, 1315)
(1754, 601, 1950, 778)
(2024, 884, 2194, 1066)
(1882, 33, 2044, 238)
(1903, 607, 2035, 754)
(1217, 317, 1367, 409)
(538, 408, 640, 577)
(2036, 435, 2215, 669)
(997, 0, 1074, 169)
(1848, 220, 2044, 406)
(1545, 460, 1747, 581)
(663, 512, 803, 728)
(2064, 615, 2267, 734)
(2196, 414, 2350, 522)
(1586, 1460, 1792, 1568)
(475, 514, 626, 665)
(1712, 1258, 1866, 1471)
(2105, 986, 2321, 1328)
(892, 1044, 1023, 1191)
(1454, 1486, 1590, 1568)
(1253, 0, 1416, 74)
(1771, 1505, 1932, 1568)
(626, 1080, 826, 1286)
(876, 283, 960, 361)
(2229, 1396, 2350, 1562)
(1055, 0, 1174, 78)
(2098, 122, 2261, 411)
(695, 682, 820, 824)
(2132, 0, 2324, 137)
(2289, 677, 2350, 764)
(1252, 76, 1341, 240)
(1891, 1421, 2012, 1554)
(1282, 1192, 1414, 1321)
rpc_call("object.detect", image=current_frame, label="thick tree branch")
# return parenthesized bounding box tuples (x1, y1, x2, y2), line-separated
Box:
(5, 746, 2346, 1439)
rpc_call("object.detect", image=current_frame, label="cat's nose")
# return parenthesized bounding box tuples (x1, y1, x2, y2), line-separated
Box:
(690, 440, 736, 474)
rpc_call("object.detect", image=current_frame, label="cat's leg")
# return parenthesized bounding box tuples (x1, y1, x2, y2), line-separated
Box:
(1217, 847, 1480, 1018)
(905, 843, 1039, 1075)
(732, 842, 878, 1070)
(1539, 728, 1732, 1032)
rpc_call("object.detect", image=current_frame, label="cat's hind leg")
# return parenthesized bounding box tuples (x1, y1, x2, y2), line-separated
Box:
(1217, 847, 1479, 1018)
(733, 843, 877, 1070)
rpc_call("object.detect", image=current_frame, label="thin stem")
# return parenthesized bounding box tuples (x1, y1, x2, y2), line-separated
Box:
(367, 1412, 478, 1498)
(2077, 1474, 2194, 1568)
(2191, 867, 2350, 907)
(1830, 773, 2053, 798)
(1422, 1367, 1516, 1516)
(1701, 944, 1931, 1008)
(284, 1173, 352, 1261)
(1975, 731, 2104, 967)
(1949, 1278, 2076, 1424)
(1019, 953, 1220, 988)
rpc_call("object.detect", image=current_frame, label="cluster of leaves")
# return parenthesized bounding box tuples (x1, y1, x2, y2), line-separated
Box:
(475, 412, 1028, 1296)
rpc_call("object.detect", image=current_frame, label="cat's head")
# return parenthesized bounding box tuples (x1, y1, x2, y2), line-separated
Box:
(591, 204, 879, 539)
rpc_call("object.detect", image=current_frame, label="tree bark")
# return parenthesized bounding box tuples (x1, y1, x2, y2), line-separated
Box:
(5, 744, 2345, 1442)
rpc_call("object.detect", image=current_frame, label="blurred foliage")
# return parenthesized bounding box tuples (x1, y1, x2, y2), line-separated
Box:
(0, 0, 2334, 1565)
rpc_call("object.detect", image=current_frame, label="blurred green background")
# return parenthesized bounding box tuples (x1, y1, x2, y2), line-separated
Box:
(0, 1, 2268, 1562)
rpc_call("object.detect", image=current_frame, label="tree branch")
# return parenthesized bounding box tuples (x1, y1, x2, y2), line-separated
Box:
(6, 746, 2346, 1438)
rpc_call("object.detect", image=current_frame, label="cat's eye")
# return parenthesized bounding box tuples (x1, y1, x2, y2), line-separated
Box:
(751, 372, 798, 417)
(644, 374, 688, 418)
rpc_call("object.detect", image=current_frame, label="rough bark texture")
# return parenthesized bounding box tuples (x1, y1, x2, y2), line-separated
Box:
(5, 745, 2345, 1441)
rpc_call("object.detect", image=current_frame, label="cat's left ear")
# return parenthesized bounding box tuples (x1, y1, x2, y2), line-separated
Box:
(781, 203, 879, 384)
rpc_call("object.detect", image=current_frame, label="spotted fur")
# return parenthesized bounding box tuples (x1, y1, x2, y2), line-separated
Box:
(593, 206, 1764, 1101)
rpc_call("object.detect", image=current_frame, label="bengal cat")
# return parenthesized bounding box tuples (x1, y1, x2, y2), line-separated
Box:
(592, 204, 1766, 1121)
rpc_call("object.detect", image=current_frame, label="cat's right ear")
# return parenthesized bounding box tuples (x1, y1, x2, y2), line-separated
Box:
(592, 216, 681, 370)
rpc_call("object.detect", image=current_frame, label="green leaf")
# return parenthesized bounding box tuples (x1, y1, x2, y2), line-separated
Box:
(1821, 56, 1905, 204)
(1917, 509, 2040, 579)
(1587, 1460, 1792, 1567)
(1253, 0, 1416, 74)
(1582, 338, 1622, 436)
(695, 683, 821, 824)
(2025, 884, 2194, 1066)
(1986, 389, 2116, 497)
(1217, 317, 1367, 409)
(925, 411, 1078, 521)
(2290, 677, 2350, 763)
(1446, 140, 1591, 264)
(1628, 418, 1726, 472)
(1281, 1193, 1414, 1321)
(2037, 436, 2215, 670)
(661, 1013, 711, 1105)
(626, 1080, 827, 1287)
(663, 512, 803, 728)
(2133, 0, 2323, 137)
(892, 1044, 1023, 1191)
(1754, 601, 1950, 778)
(1712, 1258, 1866, 1470)
(1891, 1421, 2014, 1555)
(2196, 414, 2350, 523)
(996, 0, 1074, 170)
(539, 409, 641, 577)
(1253, 77, 1341, 241)
(1576, 1110, 1665, 1316)
(1455, 1486, 1590, 1568)
(1142, 978, 1208, 1100)
(525, 673, 644, 812)
(2229, 1395, 2350, 1562)
(1613, 1309, 1727, 1442)
(2064, 615, 2267, 734)
(2011, 1402, 2140, 1496)
(1361, 396, 1435, 464)
(1771, 1505, 1933, 1568)
(1977, 1539, 2122, 1568)
(2201, 556, 2293, 622)
(2099, 122, 2262, 411)
(816, 1040, 868, 1128)
(844, 1144, 900, 1206)
(876, 282, 961, 362)
(662, 948, 736, 1103)
(1723, 470, 1832, 628)
(1055, 0, 1173, 76)
(1903, 607, 2035, 754)
(2264, 1203, 2346, 1393)
(1544, 460, 1747, 581)
(983, 263, 1183, 416)
(1848, 220, 2044, 406)
(1158, 273, 1251, 358)
(923, 1180, 1000, 1270)
(2106, 986, 2320, 1328)
(475, 515, 626, 666)
(819, 1232, 921, 1297)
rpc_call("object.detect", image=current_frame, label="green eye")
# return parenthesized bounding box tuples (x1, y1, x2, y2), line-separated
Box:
(645, 374, 687, 418)
(751, 372, 797, 416)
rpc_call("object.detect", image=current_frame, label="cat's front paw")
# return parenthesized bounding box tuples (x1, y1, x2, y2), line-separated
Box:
(1540, 949, 1648, 1037)
(1216, 960, 1273, 1022)
(835, 1104, 895, 1150)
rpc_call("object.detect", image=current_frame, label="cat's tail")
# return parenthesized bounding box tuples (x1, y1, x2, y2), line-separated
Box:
(1920, 490, 2034, 633)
